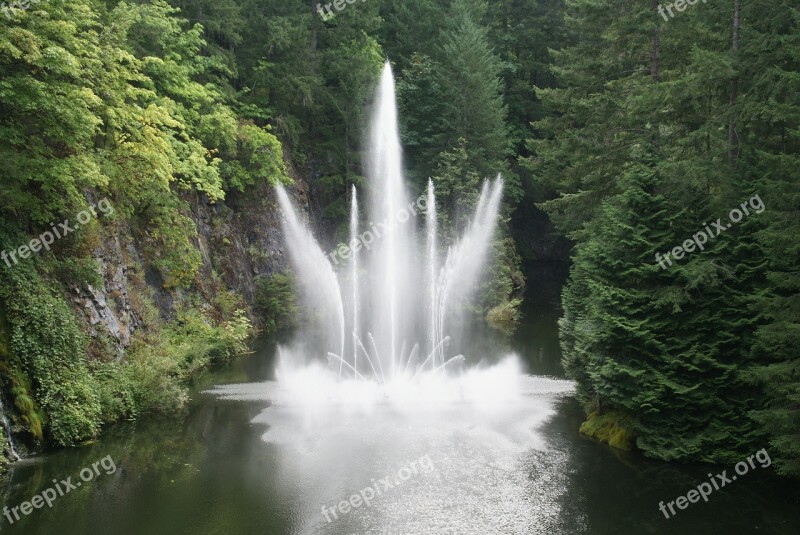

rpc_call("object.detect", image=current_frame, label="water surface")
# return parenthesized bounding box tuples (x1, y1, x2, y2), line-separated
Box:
(2, 275, 799, 534)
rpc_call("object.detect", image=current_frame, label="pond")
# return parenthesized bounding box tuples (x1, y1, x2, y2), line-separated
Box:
(2, 267, 799, 535)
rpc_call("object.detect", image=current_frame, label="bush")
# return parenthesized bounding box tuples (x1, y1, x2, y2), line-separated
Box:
(254, 272, 298, 334)
(102, 304, 252, 418)
(486, 298, 522, 335)
(121, 339, 190, 416)
(90, 360, 138, 422)
(220, 123, 289, 192)
(580, 411, 637, 451)
(0, 259, 102, 446)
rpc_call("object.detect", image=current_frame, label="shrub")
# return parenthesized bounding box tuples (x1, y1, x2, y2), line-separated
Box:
(580, 411, 637, 451)
(254, 272, 298, 334)
(0, 261, 102, 446)
(486, 298, 522, 335)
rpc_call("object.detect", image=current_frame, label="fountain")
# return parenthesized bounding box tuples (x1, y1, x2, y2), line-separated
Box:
(274, 61, 504, 399)
(205, 62, 575, 534)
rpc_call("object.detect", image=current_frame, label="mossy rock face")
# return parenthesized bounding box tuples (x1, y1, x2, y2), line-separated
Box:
(579, 411, 636, 451)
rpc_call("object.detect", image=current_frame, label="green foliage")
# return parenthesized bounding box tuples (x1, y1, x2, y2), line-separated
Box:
(430, 139, 483, 234)
(0, 0, 267, 453)
(738, 2, 800, 478)
(558, 168, 765, 463)
(12, 385, 43, 443)
(220, 123, 290, 192)
(0, 204, 252, 446)
(87, 299, 252, 423)
(434, 0, 511, 186)
(94, 302, 252, 421)
(0, 253, 102, 446)
(118, 337, 190, 417)
(143, 201, 203, 289)
(486, 0, 568, 153)
(1, 317, 44, 443)
(580, 411, 636, 451)
(378, 0, 445, 73)
(46, 257, 104, 289)
(532, 0, 799, 471)
(231, 0, 382, 227)
(395, 0, 514, 198)
(486, 298, 522, 336)
(0, 1, 108, 226)
(170, 305, 252, 372)
(255, 272, 298, 335)
(89, 359, 137, 423)
(478, 236, 524, 333)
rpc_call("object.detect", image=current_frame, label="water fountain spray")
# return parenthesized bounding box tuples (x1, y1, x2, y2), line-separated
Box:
(276, 61, 503, 386)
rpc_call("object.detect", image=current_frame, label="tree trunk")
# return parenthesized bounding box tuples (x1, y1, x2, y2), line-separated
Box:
(728, 0, 740, 163)
(311, 0, 318, 77)
(651, 0, 661, 151)
(650, 0, 660, 82)
(309, 0, 320, 198)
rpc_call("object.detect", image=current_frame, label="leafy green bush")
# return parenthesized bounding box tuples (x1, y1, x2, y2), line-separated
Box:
(479, 237, 524, 333)
(145, 204, 203, 289)
(120, 338, 190, 416)
(10, 379, 43, 442)
(221, 123, 290, 192)
(486, 298, 522, 335)
(90, 360, 138, 422)
(90, 304, 252, 421)
(580, 411, 637, 451)
(255, 272, 298, 335)
(0, 261, 102, 446)
(46, 257, 103, 289)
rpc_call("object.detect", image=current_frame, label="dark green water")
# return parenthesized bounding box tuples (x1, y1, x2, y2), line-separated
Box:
(2, 266, 799, 534)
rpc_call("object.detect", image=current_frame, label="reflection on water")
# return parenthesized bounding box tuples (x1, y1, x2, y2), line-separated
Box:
(2, 276, 800, 534)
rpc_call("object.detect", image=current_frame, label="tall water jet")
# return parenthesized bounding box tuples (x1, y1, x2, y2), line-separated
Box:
(275, 185, 345, 369)
(425, 179, 439, 369)
(350, 185, 359, 379)
(438, 177, 504, 335)
(368, 63, 412, 375)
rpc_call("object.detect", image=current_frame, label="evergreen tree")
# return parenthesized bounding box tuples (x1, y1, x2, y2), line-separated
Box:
(378, 0, 446, 73)
(433, 0, 512, 193)
(744, 1, 800, 477)
(533, 0, 777, 463)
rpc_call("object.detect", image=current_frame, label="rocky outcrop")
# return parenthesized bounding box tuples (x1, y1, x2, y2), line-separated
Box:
(71, 235, 140, 355)
(190, 181, 290, 306)
(69, 176, 308, 356)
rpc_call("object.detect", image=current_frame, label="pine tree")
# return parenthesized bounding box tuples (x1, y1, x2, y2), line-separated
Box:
(433, 0, 512, 192)
(535, 0, 775, 463)
(743, 0, 800, 477)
